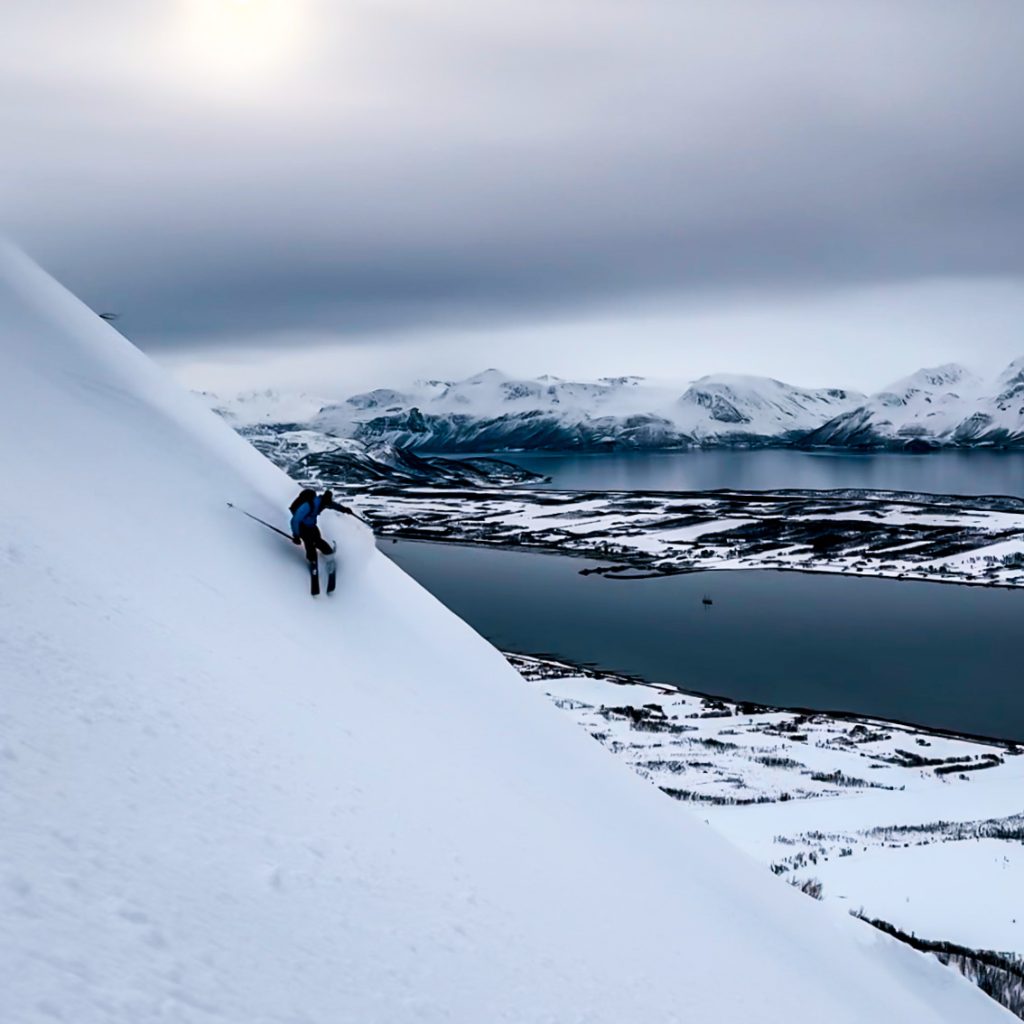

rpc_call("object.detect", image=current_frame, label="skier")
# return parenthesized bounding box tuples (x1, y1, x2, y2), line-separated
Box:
(289, 488, 355, 594)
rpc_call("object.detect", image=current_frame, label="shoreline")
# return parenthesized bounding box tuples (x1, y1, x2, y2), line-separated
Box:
(360, 484, 1024, 590)
(385, 530, 1024, 591)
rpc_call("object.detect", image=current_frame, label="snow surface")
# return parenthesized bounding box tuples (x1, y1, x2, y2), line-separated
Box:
(524, 660, 1024, 957)
(816, 840, 1023, 951)
(0, 246, 1012, 1022)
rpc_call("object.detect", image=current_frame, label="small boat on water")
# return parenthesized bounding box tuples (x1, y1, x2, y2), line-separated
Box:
(702, 595, 713, 606)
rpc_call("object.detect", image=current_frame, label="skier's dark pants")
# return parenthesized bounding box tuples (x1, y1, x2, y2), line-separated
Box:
(299, 524, 333, 564)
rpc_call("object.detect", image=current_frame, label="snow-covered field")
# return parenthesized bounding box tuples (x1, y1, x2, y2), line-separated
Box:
(354, 486, 1024, 587)
(5, 247, 1015, 1020)
(514, 654, 1024, 958)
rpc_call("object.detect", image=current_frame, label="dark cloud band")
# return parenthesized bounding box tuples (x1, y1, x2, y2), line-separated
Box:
(3, 0, 1023, 347)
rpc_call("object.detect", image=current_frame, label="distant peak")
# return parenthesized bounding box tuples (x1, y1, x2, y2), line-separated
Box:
(686, 373, 786, 391)
(883, 363, 978, 393)
(996, 355, 1024, 385)
(463, 368, 507, 384)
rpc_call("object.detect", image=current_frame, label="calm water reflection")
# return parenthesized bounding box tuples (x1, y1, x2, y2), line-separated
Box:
(482, 449, 1024, 497)
(386, 539, 1024, 741)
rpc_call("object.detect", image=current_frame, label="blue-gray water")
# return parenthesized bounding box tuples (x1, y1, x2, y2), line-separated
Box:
(385, 539, 1024, 742)
(485, 449, 1024, 497)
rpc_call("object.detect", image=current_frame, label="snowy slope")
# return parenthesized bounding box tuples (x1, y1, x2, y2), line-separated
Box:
(240, 429, 546, 487)
(675, 373, 862, 440)
(804, 361, 1024, 448)
(0, 247, 1011, 1023)
(300, 368, 863, 450)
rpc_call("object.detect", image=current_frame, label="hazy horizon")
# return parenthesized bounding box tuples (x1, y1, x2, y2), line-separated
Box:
(165, 333, 1024, 402)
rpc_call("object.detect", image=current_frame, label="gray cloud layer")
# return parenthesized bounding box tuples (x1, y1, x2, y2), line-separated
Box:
(3, 1, 1023, 349)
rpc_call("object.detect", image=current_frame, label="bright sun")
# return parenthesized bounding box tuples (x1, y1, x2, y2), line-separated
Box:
(180, 0, 306, 88)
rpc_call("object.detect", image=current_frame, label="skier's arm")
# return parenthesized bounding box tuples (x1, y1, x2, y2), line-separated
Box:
(326, 498, 355, 516)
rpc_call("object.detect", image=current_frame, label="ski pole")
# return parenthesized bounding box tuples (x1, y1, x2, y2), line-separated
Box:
(343, 507, 374, 528)
(228, 501, 374, 536)
(226, 502, 294, 540)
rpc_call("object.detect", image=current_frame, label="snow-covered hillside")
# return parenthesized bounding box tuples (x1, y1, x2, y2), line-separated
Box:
(240, 428, 547, 487)
(0, 246, 1010, 1022)
(804, 361, 1024, 449)
(675, 374, 863, 439)
(298, 368, 862, 450)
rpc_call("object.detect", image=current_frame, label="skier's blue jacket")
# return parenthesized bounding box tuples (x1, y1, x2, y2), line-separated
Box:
(290, 494, 330, 537)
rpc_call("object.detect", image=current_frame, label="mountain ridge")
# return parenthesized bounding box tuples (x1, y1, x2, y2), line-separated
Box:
(805, 360, 1024, 449)
(206, 360, 1024, 451)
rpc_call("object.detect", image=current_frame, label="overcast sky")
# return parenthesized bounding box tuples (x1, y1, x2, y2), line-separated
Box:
(4, 1, 1023, 393)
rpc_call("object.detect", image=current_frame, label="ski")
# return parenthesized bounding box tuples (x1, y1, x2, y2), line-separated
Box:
(309, 561, 320, 597)
(326, 545, 337, 594)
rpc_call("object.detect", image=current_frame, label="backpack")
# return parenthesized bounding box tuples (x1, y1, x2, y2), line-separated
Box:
(289, 488, 317, 515)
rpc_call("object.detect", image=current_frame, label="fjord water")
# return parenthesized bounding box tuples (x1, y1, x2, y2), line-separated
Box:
(385, 540, 1024, 741)
(494, 449, 1024, 496)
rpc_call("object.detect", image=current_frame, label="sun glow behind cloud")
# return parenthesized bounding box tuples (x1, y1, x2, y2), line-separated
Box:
(178, 0, 308, 93)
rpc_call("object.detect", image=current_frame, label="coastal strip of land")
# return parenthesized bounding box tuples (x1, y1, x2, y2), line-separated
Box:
(355, 486, 1024, 587)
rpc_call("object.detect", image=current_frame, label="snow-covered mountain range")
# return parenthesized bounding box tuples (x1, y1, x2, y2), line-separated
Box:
(207, 359, 1024, 451)
(212, 368, 865, 450)
(320, 369, 865, 449)
(2, 248, 1008, 1021)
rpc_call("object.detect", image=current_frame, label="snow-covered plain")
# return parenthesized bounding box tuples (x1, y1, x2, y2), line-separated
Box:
(514, 655, 1024, 956)
(0, 247, 1014, 1022)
